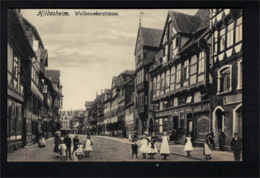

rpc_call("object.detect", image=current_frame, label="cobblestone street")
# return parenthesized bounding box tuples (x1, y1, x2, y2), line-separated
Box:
(8, 134, 234, 162)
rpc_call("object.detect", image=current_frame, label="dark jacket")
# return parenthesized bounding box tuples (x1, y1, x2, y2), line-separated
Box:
(131, 143, 138, 151)
(63, 136, 72, 147)
(230, 137, 242, 151)
(73, 137, 79, 146)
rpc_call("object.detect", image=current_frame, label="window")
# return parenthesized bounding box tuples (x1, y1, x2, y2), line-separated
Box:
(213, 30, 219, 55)
(237, 59, 242, 89)
(165, 70, 170, 92)
(153, 78, 156, 98)
(184, 60, 190, 80)
(179, 96, 186, 105)
(13, 52, 19, 79)
(33, 40, 39, 52)
(198, 52, 205, 73)
(163, 45, 168, 64)
(218, 65, 232, 93)
(160, 73, 165, 94)
(227, 22, 234, 48)
(235, 17, 242, 43)
(220, 28, 226, 52)
(156, 75, 160, 97)
(170, 66, 175, 91)
(176, 64, 181, 83)
(163, 118, 168, 132)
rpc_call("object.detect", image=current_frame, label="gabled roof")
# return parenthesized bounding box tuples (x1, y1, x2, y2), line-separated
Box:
(45, 70, 60, 83)
(22, 17, 45, 49)
(141, 27, 163, 47)
(194, 9, 210, 32)
(169, 11, 203, 34)
(134, 27, 163, 54)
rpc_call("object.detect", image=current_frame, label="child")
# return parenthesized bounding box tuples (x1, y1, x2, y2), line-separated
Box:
(139, 137, 149, 159)
(160, 132, 170, 160)
(148, 133, 158, 159)
(59, 140, 67, 161)
(131, 139, 138, 158)
(38, 134, 46, 148)
(128, 132, 132, 142)
(184, 134, 194, 157)
(75, 142, 84, 160)
(84, 135, 93, 157)
(204, 134, 212, 160)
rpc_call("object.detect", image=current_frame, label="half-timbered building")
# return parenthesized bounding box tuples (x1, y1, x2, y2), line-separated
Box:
(148, 10, 212, 144)
(210, 9, 242, 150)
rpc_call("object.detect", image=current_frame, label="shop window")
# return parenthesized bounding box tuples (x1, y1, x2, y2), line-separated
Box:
(218, 65, 232, 94)
(159, 118, 163, 133)
(235, 17, 242, 43)
(16, 104, 22, 136)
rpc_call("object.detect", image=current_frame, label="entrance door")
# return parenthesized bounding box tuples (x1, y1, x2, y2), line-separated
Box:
(148, 119, 154, 135)
(214, 109, 225, 147)
(187, 120, 193, 136)
(173, 116, 178, 130)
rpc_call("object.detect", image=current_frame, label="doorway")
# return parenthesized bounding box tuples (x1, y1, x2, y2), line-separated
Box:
(213, 107, 225, 148)
(173, 116, 178, 130)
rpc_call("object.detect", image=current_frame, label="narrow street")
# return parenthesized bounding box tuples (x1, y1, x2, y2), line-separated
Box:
(8, 134, 234, 162)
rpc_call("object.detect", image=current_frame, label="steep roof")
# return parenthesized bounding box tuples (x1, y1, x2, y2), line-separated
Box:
(169, 11, 203, 34)
(194, 9, 210, 32)
(121, 70, 135, 76)
(45, 70, 60, 83)
(141, 27, 163, 47)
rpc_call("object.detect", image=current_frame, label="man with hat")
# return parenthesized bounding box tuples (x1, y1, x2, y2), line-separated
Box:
(230, 132, 242, 161)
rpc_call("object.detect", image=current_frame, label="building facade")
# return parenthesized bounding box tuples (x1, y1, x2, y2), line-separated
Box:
(210, 9, 242, 150)
(7, 9, 36, 151)
(134, 26, 162, 135)
(148, 10, 212, 144)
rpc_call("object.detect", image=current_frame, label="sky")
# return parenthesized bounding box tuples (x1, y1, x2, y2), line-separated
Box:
(21, 9, 198, 110)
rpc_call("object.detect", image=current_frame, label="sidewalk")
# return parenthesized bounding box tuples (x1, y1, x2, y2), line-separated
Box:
(96, 135, 234, 161)
(7, 138, 54, 161)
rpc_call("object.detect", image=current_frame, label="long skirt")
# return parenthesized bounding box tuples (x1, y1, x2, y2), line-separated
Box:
(204, 143, 212, 155)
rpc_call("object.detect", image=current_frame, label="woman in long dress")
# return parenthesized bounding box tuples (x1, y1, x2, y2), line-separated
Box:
(184, 134, 194, 157)
(160, 132, 170, 160)
(53, 134, 61, 158)
(203, 134, 212, 160)
(139, 137, 149, 159)
(84, 135, 93, 157)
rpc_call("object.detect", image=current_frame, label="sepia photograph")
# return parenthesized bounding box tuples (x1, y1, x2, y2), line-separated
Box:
(6, 8, 245, 163)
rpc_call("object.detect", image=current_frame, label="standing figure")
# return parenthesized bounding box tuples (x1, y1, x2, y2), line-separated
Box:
(230, 132, 242, 161)
(84, 135, 93, 157)
(59, 139, 67, 161)
(147, 133, 158, 159)
(209, 129, 215, 150)
(128, 132, 132, 142)
(160, 132, 170, 160)
(72, 134, 79, 155)
(63, 133, 72, 160)
(203, 134, 212, 160)
(184, 134, 194, 157)
(218, 129, 226, 151)
(53, 134, 61, 158)
(38, 134, 46, 148)
(75, 142, 84, 160)
(131, 139, 138, 159)
(139, 137, 149, 159)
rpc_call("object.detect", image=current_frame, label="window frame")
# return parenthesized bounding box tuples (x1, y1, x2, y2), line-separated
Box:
(237, 59, 242, 90)
(227, 22, 234, 48)
(217, 65, 232, 95)
(235, 17, 242, 43)
(176, 63, 181, 83)
(198, 52, 205, 74)
(183, 60, 190, 80)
